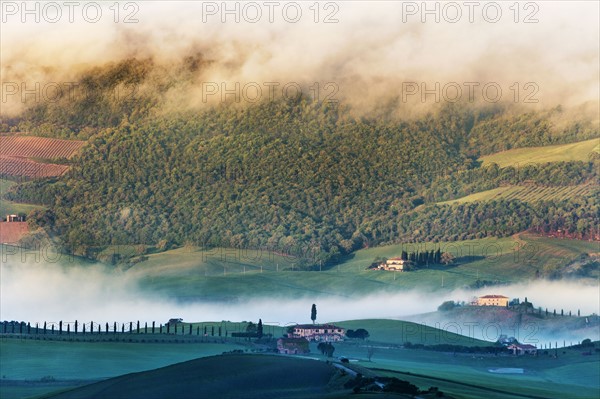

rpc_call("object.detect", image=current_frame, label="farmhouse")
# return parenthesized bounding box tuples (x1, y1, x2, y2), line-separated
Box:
(291, 324, 346, 342)
(507, 344, 537, 355)
(277, 337, 309, 354)
(377, 257, 413, 271)
(5, 214, 23, 222)
(477, 295, 509, 307)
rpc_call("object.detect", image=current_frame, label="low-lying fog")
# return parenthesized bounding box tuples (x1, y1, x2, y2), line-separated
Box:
(1, 258, 598, 344)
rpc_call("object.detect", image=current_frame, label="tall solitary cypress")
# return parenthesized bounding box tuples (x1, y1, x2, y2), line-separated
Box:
(257, 319, 263, 339)
(311, 304, 317, 324)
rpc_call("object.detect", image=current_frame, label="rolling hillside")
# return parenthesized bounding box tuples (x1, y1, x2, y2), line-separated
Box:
(2, 75, 595, 265)
(37, 355, 341, 399)
(480, 138, 598, 168)
(439, 184, 595, 205)
(122, 234, 598, 300)
(404, 306, 600, 344)
(34, 348, 600, 399)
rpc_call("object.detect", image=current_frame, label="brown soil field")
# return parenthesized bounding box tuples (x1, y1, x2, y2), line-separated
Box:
(0, 156, 69, 178)
(0, 136, 85, 159)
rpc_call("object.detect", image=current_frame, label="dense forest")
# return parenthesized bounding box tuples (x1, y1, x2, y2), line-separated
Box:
(2, 58, 598, 266)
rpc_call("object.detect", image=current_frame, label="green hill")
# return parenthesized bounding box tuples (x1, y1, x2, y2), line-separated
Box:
(405, 306, 600, 344)
(438, 184, 594, 205)
(38, 354, 341, 399)
(336, 319, 491, 346)
(0, 179, 44, 216)
(122, 234, 597, 300)
(4, 64, 596, 265)
(480, 138, 598, 168)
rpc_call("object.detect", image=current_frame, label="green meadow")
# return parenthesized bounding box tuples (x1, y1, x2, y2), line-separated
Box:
(479, 138, 599, 168)
(125, 234, 598, 301)
(0, 338, 244, 399)
(23, 344, 600, 399)
(0, 180, 44, 217)
(354, 345, 600, 399)
(439, 184, 594, 205)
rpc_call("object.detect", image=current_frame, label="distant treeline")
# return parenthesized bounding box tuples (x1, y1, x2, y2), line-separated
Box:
(404, 342, 507, 354)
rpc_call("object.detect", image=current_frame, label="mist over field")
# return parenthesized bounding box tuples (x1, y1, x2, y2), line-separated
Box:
(1, 257, 598, 342)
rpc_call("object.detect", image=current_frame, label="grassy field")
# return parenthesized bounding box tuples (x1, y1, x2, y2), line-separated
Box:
(335, 319, 491, 347)
(335, 341, 600, 399)
(29, 347, 600, 399)
(480, 138, 599, 167)
(0, 179, 44, 216)
(439, 184, 594, 205)
(35, 354, 342, 399)
(1, 319, 598, 399)
(0, 338, 244, 399)
(126, 234, 598, 300)
(0, 339, 244, 380)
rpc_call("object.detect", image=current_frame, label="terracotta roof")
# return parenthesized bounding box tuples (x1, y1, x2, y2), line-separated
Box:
(0, 222, 29, 243)
(479, 295, 508, 299)
(294, 324, 344, 329)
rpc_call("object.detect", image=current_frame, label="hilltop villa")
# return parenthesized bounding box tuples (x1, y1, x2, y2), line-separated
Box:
(377, 258, 413, 271)
(291, 324, 346, 342)
(476, 295, 509, 307)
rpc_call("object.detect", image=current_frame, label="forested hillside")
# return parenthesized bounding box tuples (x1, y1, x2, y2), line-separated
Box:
(2, 58, 598, 266)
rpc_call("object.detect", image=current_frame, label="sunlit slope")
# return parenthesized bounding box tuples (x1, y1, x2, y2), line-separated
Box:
(128, 234, 598, 300)
(438, 184, 594, 205)
(480, 138, 598, 167)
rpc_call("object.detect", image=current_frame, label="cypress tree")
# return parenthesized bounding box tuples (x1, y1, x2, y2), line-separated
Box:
(257, 319, 263, 339)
